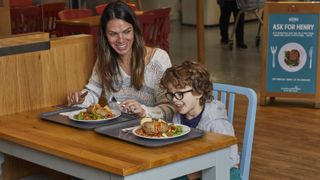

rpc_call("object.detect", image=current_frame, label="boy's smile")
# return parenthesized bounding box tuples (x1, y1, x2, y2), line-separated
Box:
(166, 84, 203, 119)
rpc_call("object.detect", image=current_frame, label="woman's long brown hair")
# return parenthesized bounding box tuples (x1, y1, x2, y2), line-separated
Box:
(97, 1, 145, 92)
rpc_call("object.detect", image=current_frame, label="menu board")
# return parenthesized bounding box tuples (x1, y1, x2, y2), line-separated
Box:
(266, 14, 318, 94)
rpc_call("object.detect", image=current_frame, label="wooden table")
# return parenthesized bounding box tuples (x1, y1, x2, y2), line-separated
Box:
(0, 107, 236, 180)
(55, 16, 100, 45)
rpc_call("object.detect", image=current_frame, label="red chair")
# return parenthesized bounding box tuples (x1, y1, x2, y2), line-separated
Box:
(10, 6, 42, 34)
(95, 3, 108, 15)
(95, 3, 137, 15)
(10, 0, 32, 7)
(41, 2, 66, 36)
(141, 8, 171, 53)
(138, 14, 156, 46)
(57, 9, 93, 20)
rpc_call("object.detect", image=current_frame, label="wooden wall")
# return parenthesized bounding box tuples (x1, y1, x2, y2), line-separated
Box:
(0, 34, 95, 116)
(0, 0, 11, 36)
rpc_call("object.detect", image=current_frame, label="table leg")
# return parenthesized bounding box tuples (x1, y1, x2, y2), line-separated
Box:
(202, 149, 230, 180)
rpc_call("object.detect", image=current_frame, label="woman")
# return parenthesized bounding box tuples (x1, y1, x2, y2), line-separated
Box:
(68, 1, 174, 121)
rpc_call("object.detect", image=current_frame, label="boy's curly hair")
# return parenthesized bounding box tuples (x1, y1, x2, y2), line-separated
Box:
(160, 61, 213, 105)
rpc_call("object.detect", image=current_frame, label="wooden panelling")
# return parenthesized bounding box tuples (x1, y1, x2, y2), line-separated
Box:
(0, 34, 95, 116)
(0, 32, 50, 56)
(0, 0, 11, 36)
(0, 32, 49, 48)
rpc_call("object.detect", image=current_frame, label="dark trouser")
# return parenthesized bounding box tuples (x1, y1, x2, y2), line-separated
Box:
(219, 1, 245, 44)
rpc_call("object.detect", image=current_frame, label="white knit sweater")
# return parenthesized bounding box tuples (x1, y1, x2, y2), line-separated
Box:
(80, 48, 174, 121)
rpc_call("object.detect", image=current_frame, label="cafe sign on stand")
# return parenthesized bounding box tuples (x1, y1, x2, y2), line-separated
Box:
(261, 2, 320, 108)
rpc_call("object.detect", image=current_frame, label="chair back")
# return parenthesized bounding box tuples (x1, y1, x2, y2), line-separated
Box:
(137, 13, 156, 45)
(10, 0, 32, 7)
(212, 83, 257, 180)
(142, 7, 171, 53)
(95, 2, 137, 15)
(57, 8, 93, 20)
(42, 2, 66, 36)
(95, 3, 108, 15)
(10, 6, 42, 34)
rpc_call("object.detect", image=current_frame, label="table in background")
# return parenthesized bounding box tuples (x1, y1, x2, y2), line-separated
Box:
(55, 11, 170, 50)
(0, 107, 236, 180)
(56, 15, 100, 45)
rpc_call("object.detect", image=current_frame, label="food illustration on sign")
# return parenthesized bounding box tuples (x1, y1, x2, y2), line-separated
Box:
(278, 42, 306, 72)
(284, 49, 300, 67)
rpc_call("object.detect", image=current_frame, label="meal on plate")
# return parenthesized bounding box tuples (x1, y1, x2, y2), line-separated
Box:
(73, 104, 114, 120)
(284, 49, 300, 67)
(135, 117, 183, 137)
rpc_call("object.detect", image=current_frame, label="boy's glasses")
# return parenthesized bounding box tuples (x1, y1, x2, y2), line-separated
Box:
(165, 89, 193, 101)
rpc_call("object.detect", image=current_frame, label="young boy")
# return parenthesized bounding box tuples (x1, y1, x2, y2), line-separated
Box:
(160, 61, 240, 180)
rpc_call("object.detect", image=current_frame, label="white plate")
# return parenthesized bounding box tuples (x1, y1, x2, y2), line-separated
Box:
(68, 109, 121, 123)
(278, 42, 307, 72)
(132, 124, 191, 140)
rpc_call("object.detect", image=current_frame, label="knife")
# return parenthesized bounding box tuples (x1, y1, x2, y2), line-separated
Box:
(121, 126, 140, 132)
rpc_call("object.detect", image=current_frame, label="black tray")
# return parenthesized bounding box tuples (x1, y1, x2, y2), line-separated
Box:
(40, 107, 138, 130)
(94, 121, 205, 147)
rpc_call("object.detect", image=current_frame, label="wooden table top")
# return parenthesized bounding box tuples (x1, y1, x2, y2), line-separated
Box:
(0, 107, 237, 176)
(56, 16, 100, 26)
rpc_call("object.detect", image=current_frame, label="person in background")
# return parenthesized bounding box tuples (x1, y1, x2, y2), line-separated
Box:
(160, 61, 240, 180)
(218, 0, 247, 49)
(67, 1, 174, 121)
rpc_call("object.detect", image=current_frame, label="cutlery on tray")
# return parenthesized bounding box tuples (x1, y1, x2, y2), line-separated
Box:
(111, 96, 121, 105)
(121, 126, 139, 132)
(270, 46, 277, 68)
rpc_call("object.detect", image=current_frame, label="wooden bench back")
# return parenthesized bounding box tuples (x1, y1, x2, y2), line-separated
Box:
(0, 33, 95, 116)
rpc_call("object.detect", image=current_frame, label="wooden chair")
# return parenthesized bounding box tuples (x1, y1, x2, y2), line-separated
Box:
(57, 8, 93, 20)
(142, 8, 171, 53)
(212, 83, 257, 180)
(41, 2, 66, 36)
(95, 3, 108, 15)
(10, 0, 32, 7)
(10, 6, 42, 34)
(95, 2, 137, 15)
(137, 13, 157, 47)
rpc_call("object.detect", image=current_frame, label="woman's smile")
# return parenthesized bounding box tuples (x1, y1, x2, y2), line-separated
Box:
(106, 19, 134, 55)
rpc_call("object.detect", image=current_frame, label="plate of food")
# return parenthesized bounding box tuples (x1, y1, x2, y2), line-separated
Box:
(132, 118, 191, 140)
(278, 42, 306, 72)
(68, 104, 121, 123)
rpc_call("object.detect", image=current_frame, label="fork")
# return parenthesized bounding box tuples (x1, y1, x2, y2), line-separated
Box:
(270, 46, 277, 68)
(309, 46, 313, 69)
(111, 96, 121, 105)
(111, 96, 126, 111)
